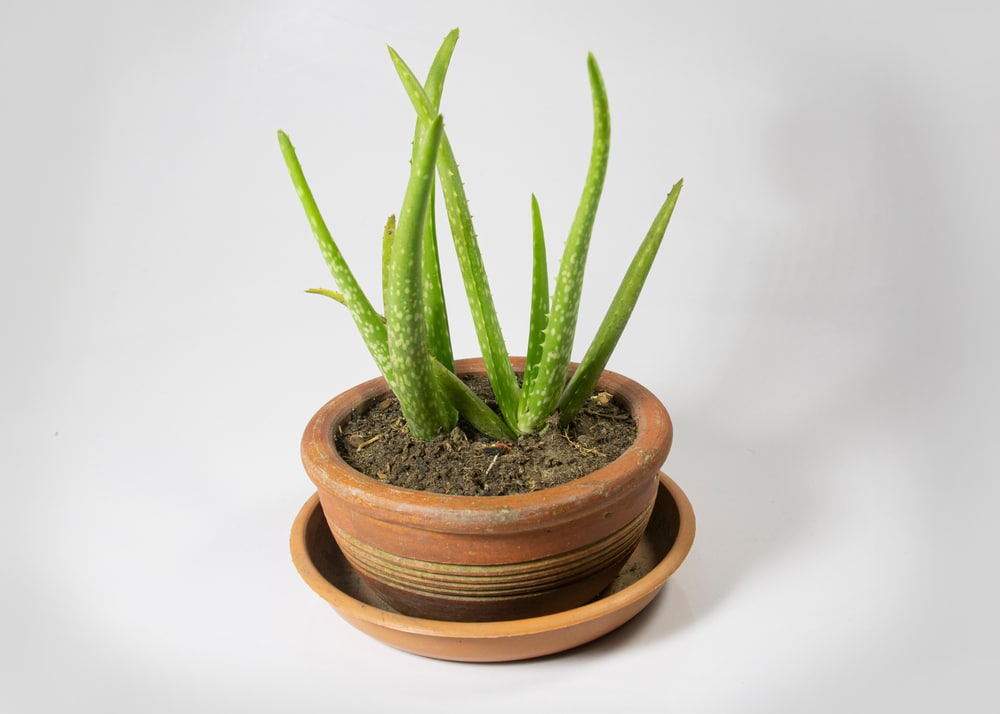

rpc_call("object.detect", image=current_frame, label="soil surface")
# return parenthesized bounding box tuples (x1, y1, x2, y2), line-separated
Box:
(335, 376, 637, 496)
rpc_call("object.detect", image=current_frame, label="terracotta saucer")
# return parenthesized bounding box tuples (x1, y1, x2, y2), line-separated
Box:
(289, 471, 695, 662)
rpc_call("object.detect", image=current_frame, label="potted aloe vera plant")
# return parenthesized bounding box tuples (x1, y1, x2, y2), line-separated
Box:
(280, 29, 685, 624)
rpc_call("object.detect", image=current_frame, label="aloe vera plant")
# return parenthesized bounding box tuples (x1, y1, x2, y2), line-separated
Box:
(278, 28, 682, 442)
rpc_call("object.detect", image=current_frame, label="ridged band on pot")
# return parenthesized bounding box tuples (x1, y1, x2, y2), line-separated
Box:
(300, 357, 672, 622)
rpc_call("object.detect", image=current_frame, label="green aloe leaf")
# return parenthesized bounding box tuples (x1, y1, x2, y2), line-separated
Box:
(422, 188, 454, 372)
(432, 361, 517, 441)
(388, 43, 522, 431)
(278, 130, 393, 382)
(385, 114, 455, 439)
(517, 53, 610, 433)
(380, 214, 396, 314)
(415, 29, 458, 373)
(521, 194, 549, 399)
(307, 288, 386, 324)
(558, 179, 683, 425)
(305, 287, 346, 305)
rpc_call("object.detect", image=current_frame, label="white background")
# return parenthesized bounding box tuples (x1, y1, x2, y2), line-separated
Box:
(2, 1, 998, 711)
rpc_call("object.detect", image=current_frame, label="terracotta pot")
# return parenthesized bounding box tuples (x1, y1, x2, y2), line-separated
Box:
(290, 472, 696, 661)
(300, 357, 673, 622)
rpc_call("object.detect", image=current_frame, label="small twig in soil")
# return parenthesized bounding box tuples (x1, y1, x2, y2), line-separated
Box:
(484, 453, 500, 477)
(355, 435, 382, 451)
(561, 432, 606, 458)
(581, 405, 632, 420)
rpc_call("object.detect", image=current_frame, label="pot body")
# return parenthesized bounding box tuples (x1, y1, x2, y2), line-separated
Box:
(300, 358, 672, 622)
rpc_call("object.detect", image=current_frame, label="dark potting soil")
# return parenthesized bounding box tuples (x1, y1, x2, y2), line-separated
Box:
(335, 376, 637, 497)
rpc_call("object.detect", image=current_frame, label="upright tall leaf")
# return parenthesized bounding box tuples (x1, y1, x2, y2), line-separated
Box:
(521, 194, 549, 400)
(421, 192, 453, 371)
(517, 54, 611, 433)
(388, 45, 522, 429)
(380, 214, 396, 314)
(414, 29, 459, 373)
(558, 178, 683, 425)
(385, 115, 455, 439)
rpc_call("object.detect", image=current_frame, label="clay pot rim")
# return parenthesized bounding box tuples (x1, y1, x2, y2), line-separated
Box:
(300, 357, 672, 532)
